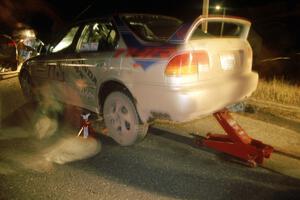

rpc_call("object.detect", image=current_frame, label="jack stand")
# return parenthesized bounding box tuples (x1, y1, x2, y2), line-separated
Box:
(197, 109, 273, 167)
(77, 113, 92, 138)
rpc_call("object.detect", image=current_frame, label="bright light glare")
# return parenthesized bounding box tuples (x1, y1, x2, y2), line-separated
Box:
(215, 5, 221, 10)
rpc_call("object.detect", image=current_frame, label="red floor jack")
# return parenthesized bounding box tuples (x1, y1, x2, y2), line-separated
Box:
(195, 109, 273, 167)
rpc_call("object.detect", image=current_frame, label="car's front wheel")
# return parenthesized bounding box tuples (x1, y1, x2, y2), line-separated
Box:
(103, 91, 148, 146)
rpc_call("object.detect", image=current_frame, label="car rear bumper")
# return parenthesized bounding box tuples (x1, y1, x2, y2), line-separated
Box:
(132, 72, 258, 122)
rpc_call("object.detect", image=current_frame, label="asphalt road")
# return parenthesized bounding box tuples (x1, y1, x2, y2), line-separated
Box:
(1, 77, 300, 200)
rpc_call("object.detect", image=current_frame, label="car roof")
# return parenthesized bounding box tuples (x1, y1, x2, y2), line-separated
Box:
(49, 13, 182, 45)
(71, 13, 181, 26)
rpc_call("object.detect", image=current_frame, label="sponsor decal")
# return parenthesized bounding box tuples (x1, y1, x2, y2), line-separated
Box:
(47, 62, 64, 81)
(114, 16, 178, 70)
(168, 23, 191, 42)
(113, 47, 176, 58)
(75, 66, 84, 79)
(82, 66, 97, 85)
(72, 60, 97, 85)
(113, 47, 176, 70)
(79, 87, 95, 100)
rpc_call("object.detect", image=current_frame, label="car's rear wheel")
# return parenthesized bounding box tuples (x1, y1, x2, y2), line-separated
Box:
(103, 91, 148, 146)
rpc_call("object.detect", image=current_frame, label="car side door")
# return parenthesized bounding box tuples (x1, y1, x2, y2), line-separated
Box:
(63, 19, 119, 111)
(30, 25, 81, 101)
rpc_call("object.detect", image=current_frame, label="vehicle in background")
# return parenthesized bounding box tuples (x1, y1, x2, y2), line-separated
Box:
(17, 37, 44, 64)
(251, 19, 300, 84)
(0, 30, 44, 73)
(19, 13, 258, 146)
(13, 28, 44, 66)
(253, 51, 300, 84)
(0, 34, 18, 72)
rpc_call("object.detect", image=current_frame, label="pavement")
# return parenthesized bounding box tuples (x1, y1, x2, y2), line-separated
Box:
(1, 76, 300, 180)
(0, 73, 25, 121)
(154, 108, 300, 180)
(1, 126, 299, 200)
(0, 71, 19, 80)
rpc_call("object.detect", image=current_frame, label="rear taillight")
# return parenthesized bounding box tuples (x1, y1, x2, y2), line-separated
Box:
(7, 42, 16, 47)
(165, 51, 209, 76)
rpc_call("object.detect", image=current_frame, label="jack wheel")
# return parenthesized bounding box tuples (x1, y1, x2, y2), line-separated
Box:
(247, 160, 257, 168)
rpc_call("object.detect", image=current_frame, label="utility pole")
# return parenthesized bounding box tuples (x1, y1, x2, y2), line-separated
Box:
(202, 0, 209, 32)
(220, 8, 226, 36)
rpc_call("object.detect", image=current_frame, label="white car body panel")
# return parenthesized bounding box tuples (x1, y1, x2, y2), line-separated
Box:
(21, 14, 258, 123)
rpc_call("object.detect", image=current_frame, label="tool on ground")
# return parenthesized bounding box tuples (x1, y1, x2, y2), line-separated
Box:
(195, 108, 273, 167)
(77, 113, 91, 138)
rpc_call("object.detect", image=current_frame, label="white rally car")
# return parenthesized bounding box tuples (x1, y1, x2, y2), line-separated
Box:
(19, 13, 258, 145)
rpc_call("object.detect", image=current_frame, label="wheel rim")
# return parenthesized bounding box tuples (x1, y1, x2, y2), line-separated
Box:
(104, 93, 138, 145)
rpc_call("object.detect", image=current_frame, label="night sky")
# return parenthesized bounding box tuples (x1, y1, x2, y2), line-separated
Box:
(0, 0, 299, 51)
(32, 0, 299, 40)
(44, 0, 298, 21)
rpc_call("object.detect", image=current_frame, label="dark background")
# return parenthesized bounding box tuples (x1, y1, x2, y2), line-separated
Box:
(1, 0, 299, 81)
(1, 0, 298, 44)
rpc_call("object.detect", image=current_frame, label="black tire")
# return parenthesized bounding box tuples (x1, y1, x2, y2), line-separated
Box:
(103, 91, 148, 146)
(19, 71, 35, 101)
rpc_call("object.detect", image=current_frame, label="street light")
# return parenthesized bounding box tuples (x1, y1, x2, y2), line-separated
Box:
(215, 4, 225, 16)
(215, 4, 226, 36)
(215, 5, 221, 10)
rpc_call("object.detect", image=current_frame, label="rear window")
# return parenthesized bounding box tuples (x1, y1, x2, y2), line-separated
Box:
(191, 21, 244, 39)
(122, 14, 183, 42)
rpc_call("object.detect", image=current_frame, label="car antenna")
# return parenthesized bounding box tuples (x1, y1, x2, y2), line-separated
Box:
(73, 0, 96, 22)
